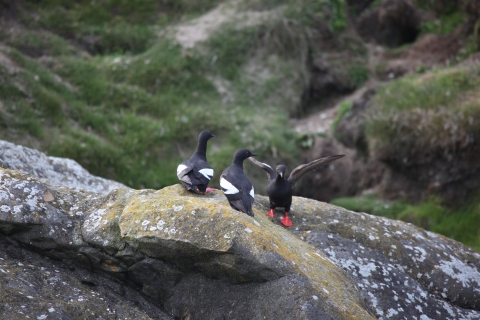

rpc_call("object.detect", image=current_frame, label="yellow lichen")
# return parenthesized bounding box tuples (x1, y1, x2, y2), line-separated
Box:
(118, 184, 374, 319)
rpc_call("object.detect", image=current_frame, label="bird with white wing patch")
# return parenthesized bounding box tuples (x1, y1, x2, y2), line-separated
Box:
(176, 130, 216, 194)
(220, 148, 257, 217)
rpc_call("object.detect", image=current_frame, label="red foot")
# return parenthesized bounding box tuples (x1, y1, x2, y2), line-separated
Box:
(280, 212, 293, 227)
(204, 188, 216, 194)
(267, 209, 275, 217)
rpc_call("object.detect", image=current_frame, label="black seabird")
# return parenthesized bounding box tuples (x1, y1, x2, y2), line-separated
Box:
(248, 155, 344, 226)
(220, 149, 257, 217)
(177, 130, 215, 194)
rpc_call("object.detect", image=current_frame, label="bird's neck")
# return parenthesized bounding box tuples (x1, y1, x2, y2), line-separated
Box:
(194, 140, 208, 159)
(275, 175, 285, 183)
(233, 158, 244, 170)
(194, 149, 207, 160)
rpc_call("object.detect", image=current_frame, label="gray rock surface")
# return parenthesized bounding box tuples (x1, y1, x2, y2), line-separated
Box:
(0, 167, 371, 319)
(0, 140, 126, 194)
(0, 139, 479, 319)
(0, 236, 168, 320)
(284, 198, 480, 319)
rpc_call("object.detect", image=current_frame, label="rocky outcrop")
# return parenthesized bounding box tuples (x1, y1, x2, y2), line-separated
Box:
(296, 90, 384, 202)
(0, 168, 371, 319)
(0, 236, 167, 319)
(289, 199, 480, 319)
(0, 140, 126, 194)
(0, 141, 479, 319)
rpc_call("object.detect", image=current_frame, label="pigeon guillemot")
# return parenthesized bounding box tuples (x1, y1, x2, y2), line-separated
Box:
(248, 155, 344, 226)
(177, 130, 215, 194)
(220, 148, 257, 217)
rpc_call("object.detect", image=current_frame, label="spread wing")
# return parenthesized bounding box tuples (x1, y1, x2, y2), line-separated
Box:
(288, 155, 345, 188)
(248, 157, 275, 181)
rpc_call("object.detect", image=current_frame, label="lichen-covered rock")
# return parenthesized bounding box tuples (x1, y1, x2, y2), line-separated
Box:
(276, 197, 480, 319)
(0, 165, 372, 319)
(118, 185, 372, 319)
(0, 169, 87, 249)
(0, 140, 126, 194)
(1, 141, 479, 319)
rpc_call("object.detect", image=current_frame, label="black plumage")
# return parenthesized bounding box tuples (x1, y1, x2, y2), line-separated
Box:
(249, 155, 344, 226)
(177, 130, 215, 193)
(220, 149, 257, 217)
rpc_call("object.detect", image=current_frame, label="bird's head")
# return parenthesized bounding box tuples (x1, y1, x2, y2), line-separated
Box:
(199, 130, 215, 142)
(276, 165, 286, 178)
(233, 149, 257, 163)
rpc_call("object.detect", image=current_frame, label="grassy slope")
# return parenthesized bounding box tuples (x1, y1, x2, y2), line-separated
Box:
(1, 0, 314, 189)
(366, 66, 480, 158)
(0, 0, 351, 190)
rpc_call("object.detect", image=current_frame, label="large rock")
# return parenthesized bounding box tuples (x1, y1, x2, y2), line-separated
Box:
(0, 236, 167, 320)
(0, 140, 126, 194)
(0, 166, 371, 319)
(0, 140, 479, 319)
(287, 199, 480, 319)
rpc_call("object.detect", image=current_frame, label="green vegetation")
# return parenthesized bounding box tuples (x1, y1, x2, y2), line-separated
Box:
(374, 61, 388, 77)
(204, 16, 311, 115)
(365, 66, 480, 157)
(347, 64, 369, 87)
(353, 65, 480, 252)
(332, 194, 480, 252)
(420, 11, 467, 35)
(369, 0, 382, 9)
(242, 0, 347, 32)
(385, 43, 412, 58)
(331, 100, 352, 136)
(0, 41, 297, 188)
(207, 26, 259, 81)
(0, 0, 304, 190)
(18, 0, 224, 55)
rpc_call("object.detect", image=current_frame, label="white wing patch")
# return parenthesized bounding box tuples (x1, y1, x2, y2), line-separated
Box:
(199, 168, 214, 180)
(220, 177, 239, 194)
(262, 163, 273, 170)
(249, 186, 254, 199)
(177, 164, 188, 175)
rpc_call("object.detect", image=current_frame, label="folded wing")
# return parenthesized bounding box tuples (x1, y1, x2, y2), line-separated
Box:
(220, 174, 254, 216)
(193, 160, 214, 185)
